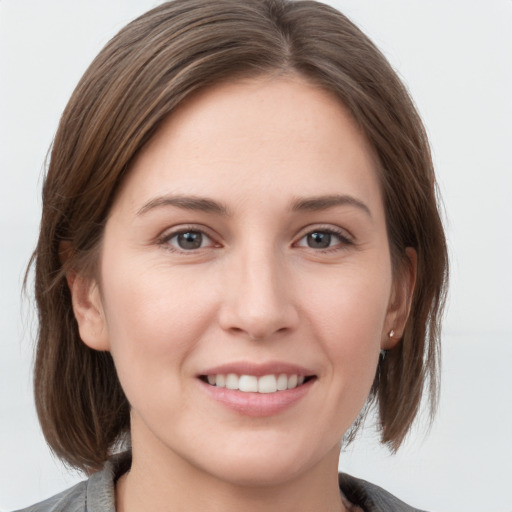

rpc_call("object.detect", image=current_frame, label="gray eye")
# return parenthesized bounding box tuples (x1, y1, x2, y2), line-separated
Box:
(176, 231, 203, 250)
(307, 232, 332, 248)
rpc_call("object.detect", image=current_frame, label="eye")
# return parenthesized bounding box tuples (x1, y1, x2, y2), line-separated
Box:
(295, 228, 352, 250)
(163, 229, 216, 251)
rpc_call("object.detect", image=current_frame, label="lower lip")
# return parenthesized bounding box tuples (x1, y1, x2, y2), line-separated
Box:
(199, 379, 314, 417)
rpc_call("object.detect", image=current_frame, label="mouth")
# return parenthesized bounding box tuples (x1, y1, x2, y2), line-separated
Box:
(199, 373, 316, 394)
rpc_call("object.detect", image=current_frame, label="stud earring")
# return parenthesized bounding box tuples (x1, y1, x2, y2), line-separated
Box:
(388, 329, 395, 338)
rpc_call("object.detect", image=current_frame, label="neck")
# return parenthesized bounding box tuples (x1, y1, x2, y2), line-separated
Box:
(116, 440, 350, 512)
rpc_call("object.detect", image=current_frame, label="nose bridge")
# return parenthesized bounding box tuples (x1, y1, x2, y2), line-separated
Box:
(219, 238, 298, 339)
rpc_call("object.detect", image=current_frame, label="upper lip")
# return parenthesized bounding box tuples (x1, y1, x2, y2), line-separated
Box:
(199, 361, 315, 377)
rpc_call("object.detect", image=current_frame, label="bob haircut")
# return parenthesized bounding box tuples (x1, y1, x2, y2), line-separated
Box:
(30, 0, 448, 472)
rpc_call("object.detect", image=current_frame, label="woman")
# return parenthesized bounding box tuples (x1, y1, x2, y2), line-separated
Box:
(20, 0, 447, 510)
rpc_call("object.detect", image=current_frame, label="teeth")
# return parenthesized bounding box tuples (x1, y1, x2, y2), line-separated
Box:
(258, 375, 277, 393)
(205, 373, 307, 393)
(277, 373, 288, 391)
(226, 373, 239, 390)
(239, 375, 258, 392)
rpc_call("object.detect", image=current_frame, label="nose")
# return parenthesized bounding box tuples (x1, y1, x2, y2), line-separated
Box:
(218, 247, 299, 341)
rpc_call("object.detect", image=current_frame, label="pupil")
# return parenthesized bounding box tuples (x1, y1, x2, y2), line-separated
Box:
(308, 232, 331, 248)
(178, 232, 202, 249)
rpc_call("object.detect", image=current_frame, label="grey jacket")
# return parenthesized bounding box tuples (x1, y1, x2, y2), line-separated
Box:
(15, 453, 426, 512)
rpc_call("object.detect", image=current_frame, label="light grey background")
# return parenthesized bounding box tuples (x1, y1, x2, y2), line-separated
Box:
(1, 1, 511, 510)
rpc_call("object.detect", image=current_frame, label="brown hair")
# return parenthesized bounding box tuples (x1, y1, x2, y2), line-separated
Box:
(31, 0, 448, 472)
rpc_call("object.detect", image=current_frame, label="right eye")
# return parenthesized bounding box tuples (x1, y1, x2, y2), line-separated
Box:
(162, 229, 216, 252)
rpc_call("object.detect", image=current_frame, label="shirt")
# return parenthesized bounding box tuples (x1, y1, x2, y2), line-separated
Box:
(15, 452, 426, 512)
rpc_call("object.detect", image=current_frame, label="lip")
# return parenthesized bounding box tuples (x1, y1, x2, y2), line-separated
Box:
(198, 361, 316, 417)
(199, 361, 314, 377)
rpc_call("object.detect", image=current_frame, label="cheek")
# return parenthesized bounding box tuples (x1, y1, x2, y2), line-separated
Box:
(99, 261, 218, 386)
(303, 263, 390, 340)
(301, 266, 390, 384)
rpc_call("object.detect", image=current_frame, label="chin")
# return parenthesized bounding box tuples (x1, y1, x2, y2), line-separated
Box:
(187, 435, 338, 489)
(205, 455, 310, 488)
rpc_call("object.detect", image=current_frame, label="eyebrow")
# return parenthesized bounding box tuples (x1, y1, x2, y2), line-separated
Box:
(137, 195, 230, 216)
(291, 194, 372, 217)
(137, 193, 371, 218)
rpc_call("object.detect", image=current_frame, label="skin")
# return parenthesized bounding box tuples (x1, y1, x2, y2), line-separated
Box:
(70, 75, 415, 512)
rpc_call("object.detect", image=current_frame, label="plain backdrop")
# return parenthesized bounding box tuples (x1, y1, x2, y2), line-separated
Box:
(1, 1, 511, 511)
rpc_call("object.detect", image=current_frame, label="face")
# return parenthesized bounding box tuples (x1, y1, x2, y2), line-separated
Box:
(73, 76, 410, 487)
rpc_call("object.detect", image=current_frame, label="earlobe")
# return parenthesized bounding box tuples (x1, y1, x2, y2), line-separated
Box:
(68, 272, 110, 351)
(382, 247, 417, 350)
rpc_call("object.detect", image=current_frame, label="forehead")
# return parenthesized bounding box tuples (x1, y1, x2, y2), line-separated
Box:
(117, 76, 383, 216)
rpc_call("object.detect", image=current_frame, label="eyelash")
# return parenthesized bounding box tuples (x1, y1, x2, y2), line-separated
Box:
(157, 225, 354, 254)
(294, 226, 354, 252)
(157, 226, 218, 254)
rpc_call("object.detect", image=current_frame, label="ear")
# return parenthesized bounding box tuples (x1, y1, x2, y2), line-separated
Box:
(67, 271, 110, 351)
(382, 247, 417, 350)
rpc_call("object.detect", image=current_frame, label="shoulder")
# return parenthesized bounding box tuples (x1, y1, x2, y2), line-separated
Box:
(339, 473, 427, 512)
(12, 480, 88, 512)
(13, 453, 130, 512)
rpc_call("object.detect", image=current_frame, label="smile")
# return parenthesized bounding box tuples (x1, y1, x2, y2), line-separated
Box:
(202, 373, 309, 393)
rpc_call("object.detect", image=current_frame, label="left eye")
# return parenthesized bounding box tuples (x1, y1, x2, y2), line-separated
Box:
(295, 230, 347, 249)
(167, 230, 213, 250)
